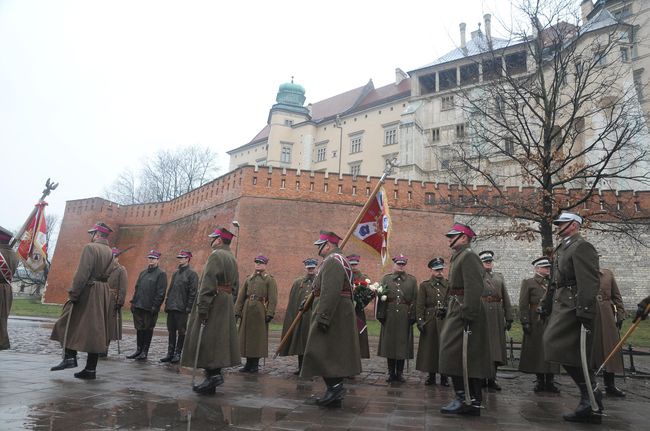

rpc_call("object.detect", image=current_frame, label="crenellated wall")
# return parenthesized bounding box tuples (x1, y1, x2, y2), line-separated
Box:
(45, 165, 650, 317)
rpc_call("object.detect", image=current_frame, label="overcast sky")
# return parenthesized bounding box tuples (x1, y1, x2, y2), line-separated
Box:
(1, 0, 520, 232)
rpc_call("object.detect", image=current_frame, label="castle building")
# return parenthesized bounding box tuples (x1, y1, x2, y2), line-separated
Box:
(229, 1, 650, 189)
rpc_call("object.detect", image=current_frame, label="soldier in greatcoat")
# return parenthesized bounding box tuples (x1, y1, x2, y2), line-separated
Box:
(301, 230, 361, 407)
(439, 223, 492, 416)
(181, 227, 240, 395)
(540, 212, 603, 423)
(377, 254, 418, 383)
(518, 257, 560, 392)
(160, 250, 198, 364)
(235, 254, 278, 373)
(348, 254, 375, 359)
(126, 250, 167, 361)
(50, 222, 115, 379)
(278, 258, 317, 374)
(0, 226, 18, 350)
(479, 250, 513, 391)
(416, 257, 449, 386)
(590, 268, 626, 397)
(106, 248, 128, 354)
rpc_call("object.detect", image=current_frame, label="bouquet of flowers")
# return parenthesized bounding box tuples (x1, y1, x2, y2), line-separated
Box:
(369, 282, 389, 302)
(353, 278, 376, 309)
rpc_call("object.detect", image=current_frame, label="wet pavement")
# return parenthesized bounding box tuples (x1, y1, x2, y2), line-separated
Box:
(2, 317, 650, 430)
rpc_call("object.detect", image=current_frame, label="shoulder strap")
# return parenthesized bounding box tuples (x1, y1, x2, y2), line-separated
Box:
(0, 250, 13, 284)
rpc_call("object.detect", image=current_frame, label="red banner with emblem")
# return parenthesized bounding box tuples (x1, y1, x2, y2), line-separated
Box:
(17, 201, 48, 272)
(352, 186, 390, 265)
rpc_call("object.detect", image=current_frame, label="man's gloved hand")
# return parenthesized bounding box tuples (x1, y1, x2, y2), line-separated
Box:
(462, 318, 472, 332)
(317, 321, 329, 333)
(577, 315, 593, 331)
(265, 315, 273, 324)
(416, 321, 425, 333)
(436, 308, 447, 319)
(505, 320, 512, 331)
(115, 304, 122, 311)
(199, 311, 209, 323)
(522, 323, 531, 335)
(298, 299, 306, 311)
(637, 301, 649, 321)
(536, 305, 549, 318)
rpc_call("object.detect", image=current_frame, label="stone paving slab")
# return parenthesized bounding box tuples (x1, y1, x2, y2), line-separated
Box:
(2, 318, 650, 430)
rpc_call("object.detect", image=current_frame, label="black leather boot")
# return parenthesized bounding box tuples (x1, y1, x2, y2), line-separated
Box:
(248, 358, 259, 373)
(126, 330, 143, 359)
(135, 330, 153, 361)
(386, 359, 396, 382)
(440, 374, 449, 387)
(51, 349, 78, 371)
(171, 334, 184, 364)
(440, 391, 466, 414)
(160, 332, 176, 363)
(563, 383, 603, 423)
(604, 372, 625, 397)
(315, 383, 346, 407)
(395, 360, 406, 382)
(294, 355, 303, 375)
(239, 358, 252, 373)
(74, 369, 96, 380)
(487, 378, 501, 391)
(545, 373, 560, 393)
(534, 374, 545, 392)
(425, 373, 436, 385)
(193, 371, 224, 395)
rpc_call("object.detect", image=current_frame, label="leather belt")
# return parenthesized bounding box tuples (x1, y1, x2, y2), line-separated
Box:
(313, 289, 352, 298)
(387, 298, 412, 305)
(217, 285, 232, 294)
(247, 294, 267, 302)
(529, 303, 540, 309)
(481, 296, 502, 303)
(448, 289, 464, 296)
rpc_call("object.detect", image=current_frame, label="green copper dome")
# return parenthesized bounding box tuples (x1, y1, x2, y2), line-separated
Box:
(276, 78, 306, 107)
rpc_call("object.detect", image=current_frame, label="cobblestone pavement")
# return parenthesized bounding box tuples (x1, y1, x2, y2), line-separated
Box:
(3, 317, 650, 430)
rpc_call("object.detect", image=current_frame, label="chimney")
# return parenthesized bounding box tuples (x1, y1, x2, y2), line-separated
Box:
(581, 0, 594, 23)
(484, 14, 492, 45)
(460, 22, 467, 50)
(395, 68, 408, 85)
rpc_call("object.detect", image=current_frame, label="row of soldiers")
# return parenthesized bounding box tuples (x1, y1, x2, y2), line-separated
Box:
(2, 217, 650, 423)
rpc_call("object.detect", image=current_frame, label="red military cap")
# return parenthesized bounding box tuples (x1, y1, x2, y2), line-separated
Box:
(208, 226, 235, 241)
(392, 254, 408, 265)
(147, 249, 161, 259)
(111, 247, 120, 256)
(445, 222, 476, 239)
(176, 249, 192, 259)
(346, 254, 360, 264)
(88, 221, 113, 235)
(254, 255, 269, 264)
(314, 230, 342, 246)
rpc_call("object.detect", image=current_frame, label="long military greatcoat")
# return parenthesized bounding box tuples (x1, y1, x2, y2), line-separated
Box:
(377, 271, 418, 360)
(352, 269, 373, 358)
(543, 234, 600, 367)
(438, 244, 493, 378)
(590, 268, 625, 373)
(518, 274, 560, 374)
(51, 238, 114, 353)
(482, 271, 513, 365)
(107, 262, 128, 341)
(0, 244, 18, 350)
(181, 244, 240, 370)
(278, 274, 314, 357)
(235, 271, 278, 358)
(301, 247, 361, 378)
(415, 275, 448, 373)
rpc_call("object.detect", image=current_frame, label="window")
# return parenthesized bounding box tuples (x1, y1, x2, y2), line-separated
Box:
(280, 144, 292, 163)
(316, 146, 327, 162)
(431, 128, 440, 142)
(350, 136, 362, 153)
(504, 138, 514, 156)
(505, 51, 527, 75)
(438, 68, 457, 90)
(620, 47, 629, 62)
(634, 69, 644, 100)
(460, 63, 479, 85)
(455, 123, 466, 139)
(482, 58, 502, 81)
(284, 119, 294, 126)
(384, 128, 398, 145)
(350, 162, 361, 177)
(441, 95, 454, 110)
(595, 50, 607, 67)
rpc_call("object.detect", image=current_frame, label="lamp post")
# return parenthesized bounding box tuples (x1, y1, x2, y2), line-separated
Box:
(232, 220, 240, 258)
(334, 114, 343, 174)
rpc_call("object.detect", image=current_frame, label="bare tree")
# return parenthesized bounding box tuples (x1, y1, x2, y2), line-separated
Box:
(104, 145, 220, 204)
(444, 0, 650, 251)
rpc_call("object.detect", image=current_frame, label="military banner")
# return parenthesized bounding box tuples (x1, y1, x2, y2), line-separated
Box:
(352, 186, 391, 265)
(17, 201, 49, 272)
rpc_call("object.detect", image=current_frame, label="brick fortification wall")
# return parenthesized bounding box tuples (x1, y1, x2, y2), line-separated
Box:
(46, 166, 650, 317)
